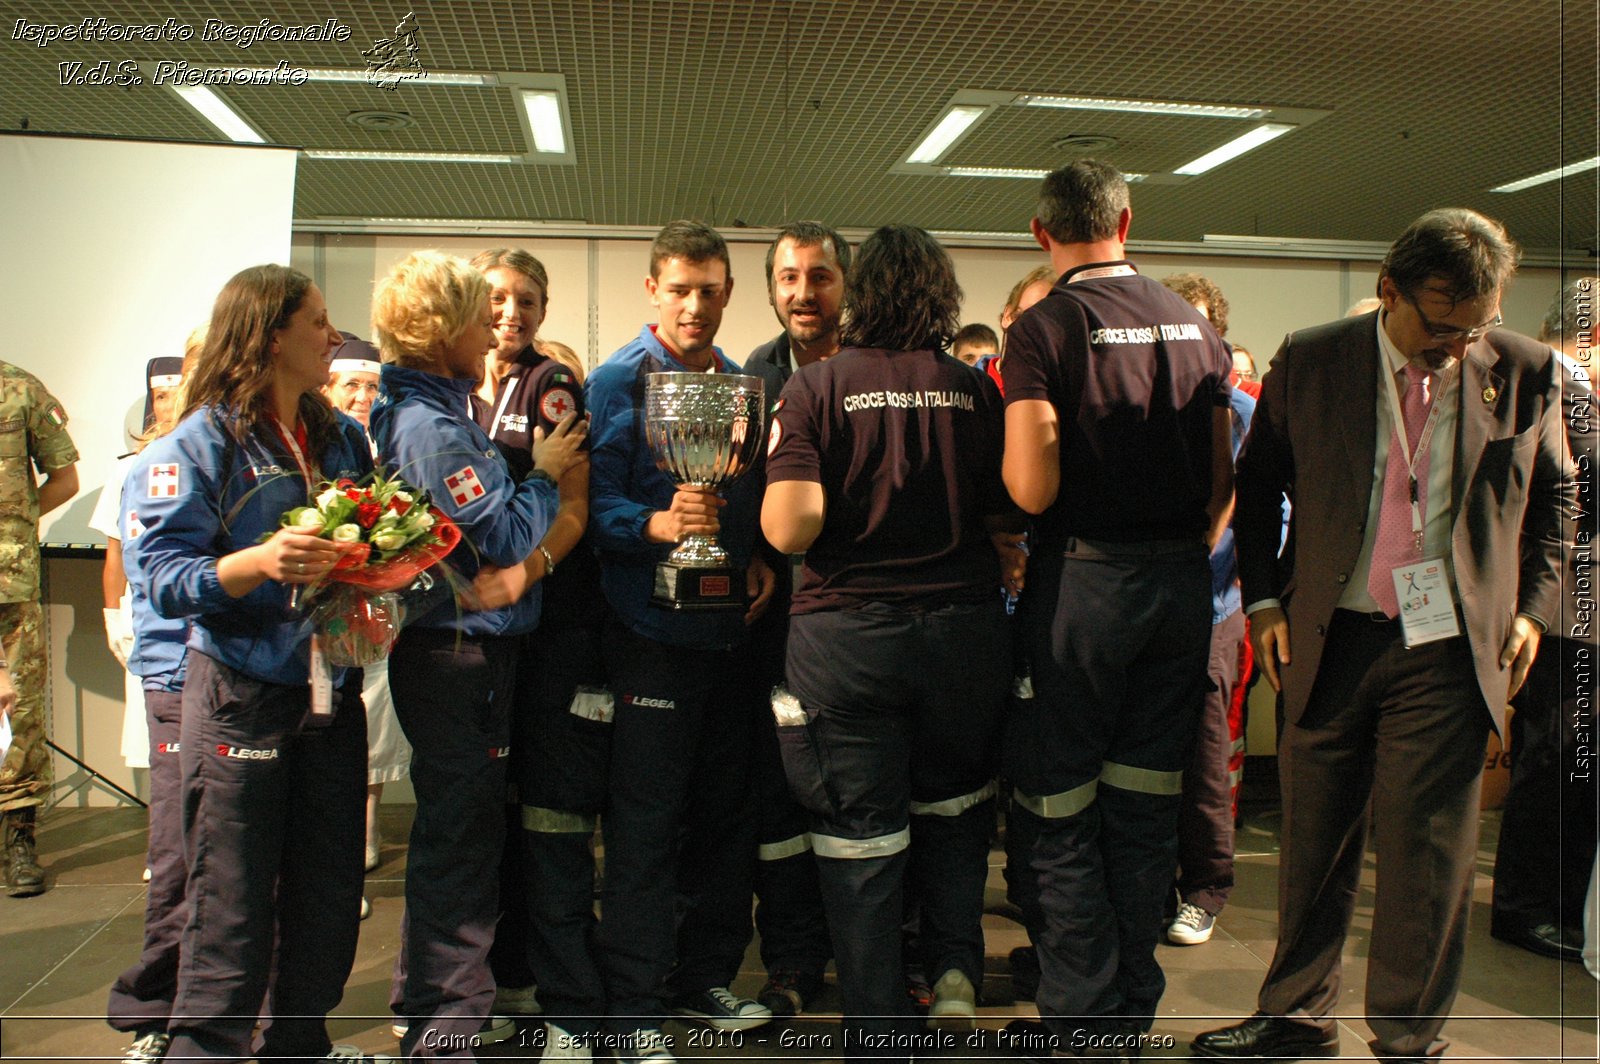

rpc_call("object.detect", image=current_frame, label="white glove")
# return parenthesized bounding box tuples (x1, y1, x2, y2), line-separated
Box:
(104, 607, 134, 669)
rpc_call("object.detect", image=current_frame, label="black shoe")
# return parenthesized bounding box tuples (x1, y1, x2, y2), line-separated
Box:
(1191, 1015, 1337, 1058)
(756, 968, 824, 1017)
(4, 808, 45, 897)
(1490, 917, 1585, 963)
(1009, 945, 1040, 1001)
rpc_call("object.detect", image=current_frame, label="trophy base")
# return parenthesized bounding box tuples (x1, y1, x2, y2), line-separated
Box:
(651, 561, 744, 611)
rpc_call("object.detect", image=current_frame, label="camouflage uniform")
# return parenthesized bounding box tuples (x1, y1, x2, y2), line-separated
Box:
(0, 361, 79, 812)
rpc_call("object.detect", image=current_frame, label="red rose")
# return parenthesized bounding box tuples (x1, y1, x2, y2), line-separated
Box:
(356, 502, 383, 529)
(336, 479, 356, 489)
(389, 497, 412, 516)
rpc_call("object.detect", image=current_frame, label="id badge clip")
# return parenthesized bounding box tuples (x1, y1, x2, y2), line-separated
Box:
(309, 634, 334, 716)
(1390, 558, 1460, 648)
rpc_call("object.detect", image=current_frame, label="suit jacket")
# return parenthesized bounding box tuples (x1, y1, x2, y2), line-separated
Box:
(1235, 311, 1573, 737)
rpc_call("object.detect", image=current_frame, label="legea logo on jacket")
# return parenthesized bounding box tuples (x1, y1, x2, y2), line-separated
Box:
(216, 744, 280, 760)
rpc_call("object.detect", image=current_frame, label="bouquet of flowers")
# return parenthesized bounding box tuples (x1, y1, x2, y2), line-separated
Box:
(276, 470, 461, 665)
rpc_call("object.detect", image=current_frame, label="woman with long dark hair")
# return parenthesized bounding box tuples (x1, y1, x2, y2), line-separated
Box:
(125, 264, 382, 1061)
(762, 226, 1020, 1053)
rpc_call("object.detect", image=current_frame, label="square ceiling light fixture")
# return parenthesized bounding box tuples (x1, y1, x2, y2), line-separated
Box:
(505, 73, 577, 164)
(155, 64, 575, 165)
(893, 90, 1328, 185)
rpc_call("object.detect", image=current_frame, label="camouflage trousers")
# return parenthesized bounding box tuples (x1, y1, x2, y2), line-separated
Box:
(0, 600, 48, 811)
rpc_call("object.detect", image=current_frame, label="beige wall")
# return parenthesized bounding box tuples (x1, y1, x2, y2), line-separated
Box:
(40, 232, 1574, 807)
(294, 232, 1566, 370)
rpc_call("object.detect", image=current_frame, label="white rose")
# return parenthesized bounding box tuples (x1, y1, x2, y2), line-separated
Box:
(372, 530, 407, 551)
(331, 523, 363, 543)
(413, 511, 435, 531)
(393, 490, 413, 505)
(316, 487, 339, 509)
(293, 508, 325, 530)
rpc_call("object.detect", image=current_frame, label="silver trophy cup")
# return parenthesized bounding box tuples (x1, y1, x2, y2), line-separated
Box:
(643, 371, 765, 609)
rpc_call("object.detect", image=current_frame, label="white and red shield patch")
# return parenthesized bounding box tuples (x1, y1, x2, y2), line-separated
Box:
(541, 386, 577, 423)
(445, 465, 486, 507)
(767, 415, 783, 456)
(148, 463, 180, 498)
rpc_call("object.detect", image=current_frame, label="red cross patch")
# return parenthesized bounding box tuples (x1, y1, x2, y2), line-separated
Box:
(148, 463, 180, 498)
(541, 386, 577, 424)
(444, 465, 486, 507)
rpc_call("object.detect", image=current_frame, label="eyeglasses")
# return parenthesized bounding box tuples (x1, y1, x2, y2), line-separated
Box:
(1402, 292, 1502, 344)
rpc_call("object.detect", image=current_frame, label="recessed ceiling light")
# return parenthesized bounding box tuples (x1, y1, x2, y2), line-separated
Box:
(520, 90, 567, 153)
(302, 150, 520, 163)
(1015, 94, 1269, 120)
(944, 166, 1147, 182)
(1173, 123, 1295, 175)
(944, 166, 1050, 179)
(908, 105, 989, 164)
(259, 67, 497, 86)
(1491, 156, 1600, 192)
(171, 85, 263, 143)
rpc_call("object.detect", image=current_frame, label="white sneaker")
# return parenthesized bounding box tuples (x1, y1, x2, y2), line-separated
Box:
(672, 986, 771, 1031)
(540, 1023, 593, 1062)
(475, 1015, 517, 1046)
(493, 983, 542, 1015)
(121, 1031, 170, 1063)
(617, 1028, 676, 1064)
(142, 867, 152, 883)
(365, 835, 381, 872)
(359, 896, 372, 920)
(1168, 901, 1216, 945)
(926, 969, 976, 1031)
(324, 1046, 396, 1063)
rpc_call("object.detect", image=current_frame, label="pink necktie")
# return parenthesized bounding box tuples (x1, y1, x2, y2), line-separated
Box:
(1368, 364, 1433, 618)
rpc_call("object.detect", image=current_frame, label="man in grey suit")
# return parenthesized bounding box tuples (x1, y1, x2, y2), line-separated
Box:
(1192, 208, 1573, 1062)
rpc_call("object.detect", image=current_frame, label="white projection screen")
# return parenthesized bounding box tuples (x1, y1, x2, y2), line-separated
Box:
(0, 132, 298, 545)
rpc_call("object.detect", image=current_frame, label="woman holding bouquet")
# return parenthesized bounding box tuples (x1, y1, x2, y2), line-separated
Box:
(124, 265, 381, 1062)
(370, 250, 586, 1060)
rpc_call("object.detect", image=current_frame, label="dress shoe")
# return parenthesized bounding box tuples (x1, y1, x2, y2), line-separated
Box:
(1191, 1014, 1337, 1058)
(1490, 918, 1585, 963)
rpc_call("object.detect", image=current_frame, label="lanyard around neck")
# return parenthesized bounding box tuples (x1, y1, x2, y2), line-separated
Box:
(273, 417, 315, 485)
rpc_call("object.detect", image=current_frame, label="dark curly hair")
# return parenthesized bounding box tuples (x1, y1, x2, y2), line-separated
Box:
(839, 225, 962, 352)
(1161, 272, 1230, 338)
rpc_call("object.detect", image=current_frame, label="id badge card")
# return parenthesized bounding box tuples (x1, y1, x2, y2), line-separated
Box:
(309, 634, 334, 716)
(1391, 558, 1460, 648)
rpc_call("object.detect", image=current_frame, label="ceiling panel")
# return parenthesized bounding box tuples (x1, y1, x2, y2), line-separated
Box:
(2, 0, 1593, 251)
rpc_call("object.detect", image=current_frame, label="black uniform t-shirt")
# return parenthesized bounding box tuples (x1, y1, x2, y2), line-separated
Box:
(468, 347, 599, 631)
(469, 350, 587, 483)
(766, 347, 1008, 613)
(1001, 261, 1232, 546)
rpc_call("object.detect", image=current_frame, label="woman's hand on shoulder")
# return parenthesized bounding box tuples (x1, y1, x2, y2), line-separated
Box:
(532, 413, 589, 482)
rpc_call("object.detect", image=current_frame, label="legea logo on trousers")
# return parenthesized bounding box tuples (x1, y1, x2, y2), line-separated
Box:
(216, 745, 280, 760)
(622, 694, 676, 709)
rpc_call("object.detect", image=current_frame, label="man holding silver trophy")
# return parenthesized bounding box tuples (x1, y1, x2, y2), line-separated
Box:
(585, 221, 779, 1062)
